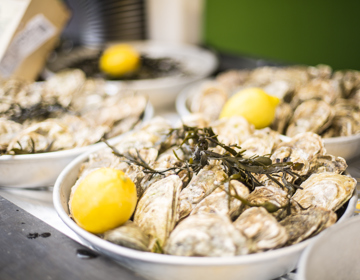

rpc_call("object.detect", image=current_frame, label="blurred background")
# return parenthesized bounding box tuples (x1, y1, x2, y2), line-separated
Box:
(60, 0, 360, 71)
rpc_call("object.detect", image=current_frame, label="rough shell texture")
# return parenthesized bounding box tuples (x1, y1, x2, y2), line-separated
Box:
(164, 213, 249, 257)
(134, 175, 182, 252)
(292, 172, 356, 212)
(233, 207, 288, 253)
(280, 207, 337, 245)
(103, 221, 150, 252)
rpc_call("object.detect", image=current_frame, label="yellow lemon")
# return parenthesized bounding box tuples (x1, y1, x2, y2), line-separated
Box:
(69, 167, 137, 234)
(99, 44, 140, 77)
(219, 87, 280, 129)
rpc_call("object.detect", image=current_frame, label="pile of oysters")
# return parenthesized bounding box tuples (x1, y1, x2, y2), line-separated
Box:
(70, 114, 356, 257)
(188, 65, 360, 138)
(0, 69, 147, 154)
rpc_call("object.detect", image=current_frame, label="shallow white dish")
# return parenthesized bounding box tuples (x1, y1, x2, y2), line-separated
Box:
(297, 214, 360, 280)
(176, 80, 360, 161)
(53, 141, 357, 280)
(45, 41, 218, 109)
(0, 103, 153, 188)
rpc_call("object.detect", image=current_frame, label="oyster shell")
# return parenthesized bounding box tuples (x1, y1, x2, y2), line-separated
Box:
(271, 102, 293, 134)
(292, 172, 356, 212)
(190, 81, 229, 121)
(286, 99, 334, 137)
(103, 221, 149, 252)
(190, 180, 250, 220)
(134, 175, 182, 252)
(292, 79, 341, 106)
(177, 165, 227, 221)
(6, 119, 75, 153)
(233, 207, 288, 253)
(280, 207, 337, 245)
(0, 118, 22, 151)
(164, 213, 249, 257)
(211, 116, 254, 146)
(308, 154, 347, 175)
(280, 132, 326, 161)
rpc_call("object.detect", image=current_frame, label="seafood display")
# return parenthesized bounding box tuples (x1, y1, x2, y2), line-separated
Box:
(0, 69, 148, 155)
(187, 65, 360, 138)
(69, 114, 356, 257)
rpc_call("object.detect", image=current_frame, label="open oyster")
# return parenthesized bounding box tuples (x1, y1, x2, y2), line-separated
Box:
(309, 154, 347, 174)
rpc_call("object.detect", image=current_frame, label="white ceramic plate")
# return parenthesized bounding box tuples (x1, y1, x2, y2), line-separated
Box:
(0, 103, 153, 188)
(297, 214, 360, 280)
(53, 141, 357, 280)
(45, 41, 218, 109)
(176, 80, 360, 161)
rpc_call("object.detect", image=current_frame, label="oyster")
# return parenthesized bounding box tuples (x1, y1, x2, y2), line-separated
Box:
(241, 127, 280, 158)
(0, 118, 22, 151)
(309, 154, 347, 175)
(292, 172, 356, 212)
(280, 132, 326, 161)
(211, 116, 254, 145)
(190, 180, 250, 220)
(6, 119, 75, 153)
(280, 207, 337, 245)
(134, 175, 182, 252)
(164, 213, 249, 257)
(190, 81, 229, 121)
(271, 102, 293, 134)
(233, 207, 288, 253)
(246, 183, 289, 212)
(286, 99, 334, 137)
(292, 79, 341, 106)
(177, 165, 227, 221)
(43, 69, 86, 107)
(216, 69, 250, 92)
(103, 221, 149, 252)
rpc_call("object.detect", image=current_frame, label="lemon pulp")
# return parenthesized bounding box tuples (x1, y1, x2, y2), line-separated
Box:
(219, 87, 280, 129)
(99, 44, 140, 77)
(70, 167, 137, 234)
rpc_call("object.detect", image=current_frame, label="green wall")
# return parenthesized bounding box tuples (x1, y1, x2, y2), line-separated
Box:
(204, 0, 360, 70)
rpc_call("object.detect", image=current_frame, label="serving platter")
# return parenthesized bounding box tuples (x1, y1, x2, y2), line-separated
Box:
(0, 102, 153, 188)
(176, 79, 360, 161)
(53, 134, 357, 280)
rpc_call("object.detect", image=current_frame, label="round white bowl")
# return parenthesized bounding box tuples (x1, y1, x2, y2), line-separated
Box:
(0, 103, 153, 188)
(176, 80, 360, 161)
(297, 214, 360, 280)
(53, 142, 357, 280)
(45, 41, 218, 109)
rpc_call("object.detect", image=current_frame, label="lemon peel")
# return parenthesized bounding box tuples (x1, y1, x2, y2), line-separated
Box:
(219, 87, 280, 129)
(99, 44, 140, 77)
(70, 167, 137, 234)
